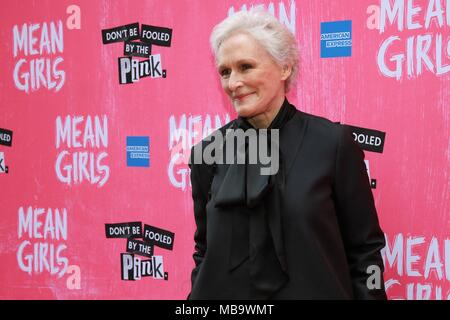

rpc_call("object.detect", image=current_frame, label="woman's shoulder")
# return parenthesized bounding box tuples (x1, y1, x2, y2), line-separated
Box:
(189, 119, 236, 168)
(297, 109, 342, 132)
(193, 119, 236, 151)
(289, 109, 344, 144)
(294, 109, 357, 152)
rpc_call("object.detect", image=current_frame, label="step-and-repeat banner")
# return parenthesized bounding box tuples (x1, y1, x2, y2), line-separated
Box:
(0, 0, 449, 299)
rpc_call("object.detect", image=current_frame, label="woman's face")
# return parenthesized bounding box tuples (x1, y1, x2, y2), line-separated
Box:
(216, 32, 289, 119)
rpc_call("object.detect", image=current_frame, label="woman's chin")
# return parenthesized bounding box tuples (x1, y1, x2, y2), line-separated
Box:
(236, 110, 253, 119)
(233, 104, 254, 118)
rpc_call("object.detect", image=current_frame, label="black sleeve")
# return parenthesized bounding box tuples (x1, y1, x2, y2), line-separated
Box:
(333, 125, 387, 300)
(187, 144, 211, 299)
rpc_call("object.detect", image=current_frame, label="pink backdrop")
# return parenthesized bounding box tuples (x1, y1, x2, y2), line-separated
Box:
(0, 0, 449, 299)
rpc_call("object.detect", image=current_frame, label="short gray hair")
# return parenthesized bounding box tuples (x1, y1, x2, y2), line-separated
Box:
(210, 9, 299, 92)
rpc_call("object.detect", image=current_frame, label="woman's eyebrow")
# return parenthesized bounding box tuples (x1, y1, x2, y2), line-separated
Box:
(218, 58, 257, 69)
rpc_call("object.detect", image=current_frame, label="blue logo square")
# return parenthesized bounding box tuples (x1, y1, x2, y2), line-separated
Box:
(320, 20, 352, 58)
(126, 136, 150, 167)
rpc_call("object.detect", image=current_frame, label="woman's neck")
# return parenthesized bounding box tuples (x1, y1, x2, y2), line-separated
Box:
(247, 94, 285, 129)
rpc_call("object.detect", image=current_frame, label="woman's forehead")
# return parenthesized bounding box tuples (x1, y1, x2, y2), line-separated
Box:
(217, 34, 267, 64)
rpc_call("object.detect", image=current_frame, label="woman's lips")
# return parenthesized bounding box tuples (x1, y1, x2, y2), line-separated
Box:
(233, 93, 253, 101)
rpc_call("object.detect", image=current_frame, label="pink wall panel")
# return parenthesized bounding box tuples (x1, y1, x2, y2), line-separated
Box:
(0, 0, 449, 299)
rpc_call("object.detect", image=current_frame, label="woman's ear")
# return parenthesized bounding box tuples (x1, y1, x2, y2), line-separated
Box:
(281, 65, 292, 81)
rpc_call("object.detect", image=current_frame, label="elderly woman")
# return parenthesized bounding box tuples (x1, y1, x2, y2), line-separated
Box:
(188, 10, 387, 300)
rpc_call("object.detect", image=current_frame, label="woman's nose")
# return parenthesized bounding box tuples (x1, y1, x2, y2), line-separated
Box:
(228, 71, 243, 92)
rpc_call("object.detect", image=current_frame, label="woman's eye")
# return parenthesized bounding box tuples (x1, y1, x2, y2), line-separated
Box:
(220, 69, 230, 77)
(241, 64, 252, 71)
